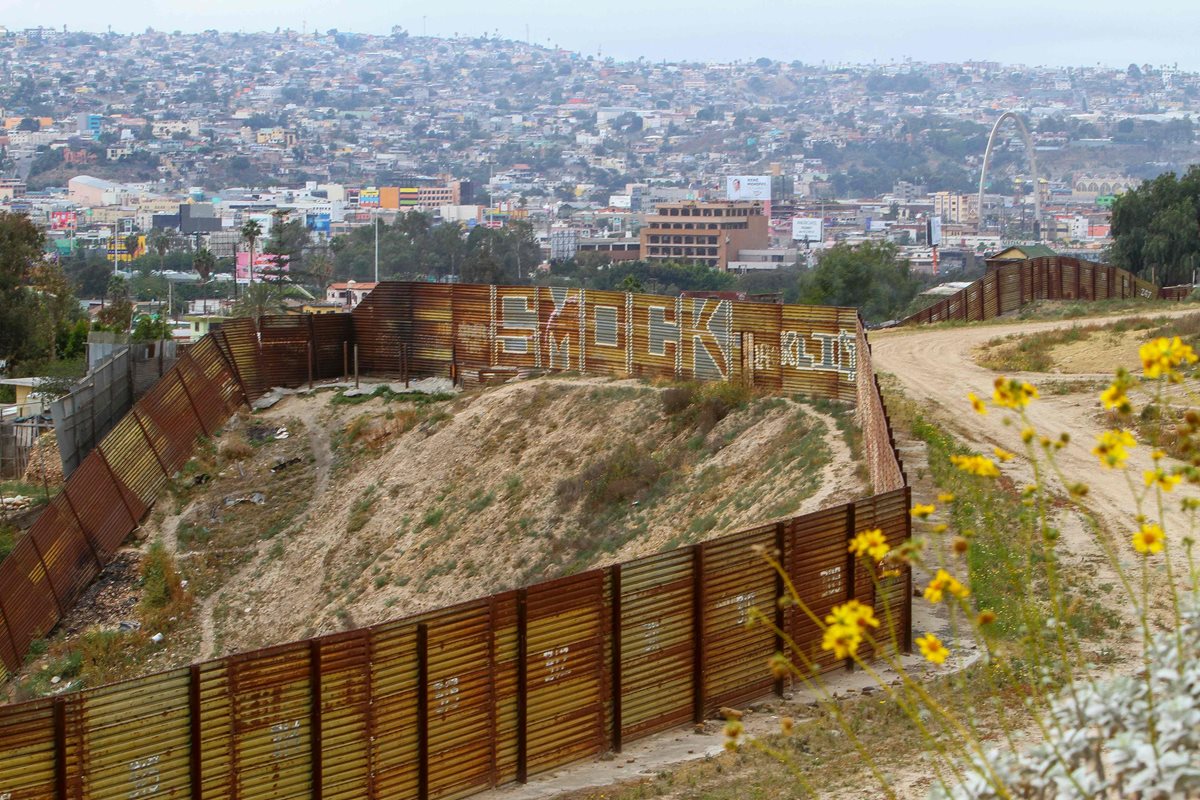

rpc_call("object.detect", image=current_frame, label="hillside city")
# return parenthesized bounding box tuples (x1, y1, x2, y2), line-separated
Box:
(1, 26, 1199, 325)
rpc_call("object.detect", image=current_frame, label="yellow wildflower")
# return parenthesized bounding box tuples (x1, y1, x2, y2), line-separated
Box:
(768, 652, 791, 680)
(822, 623, 862, 659)
(937, 493, 956, 503)
(923, 568, 969, 603)
(950, 453, 1001, 478)
(1132, 522, 1165, 555)
(976, 610, 997, 626)
(968, 392, 987, 415)
(780, 717, 795, 735)
(825, 599, 880, 631)
(1021, 426, 1035, 444)
(910, 503, 936, 519)
(993, 376, 1038, 409)
(848, 528, 889, 560)
(993, 447, 1015, 463)
(1139, 336, 1197, 381)
(1151, 449, 1165, 461)
(1092, 429, 1136, 469)
(916, 632, 949, 664)
(1145, 468, 1182, 492)
(932, 523, 948, 534)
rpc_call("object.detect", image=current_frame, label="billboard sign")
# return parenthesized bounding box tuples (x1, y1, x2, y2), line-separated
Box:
(50, 211, 77, 230)
(306, 213, 332, 233)
(236, 252, 289, 283)
(927, 215, 943, 246)
(725, 175, 771, 202)
(791, 217, 823, 243)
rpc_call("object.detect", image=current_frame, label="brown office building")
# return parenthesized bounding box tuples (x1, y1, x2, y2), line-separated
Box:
(639, 201, 770, 271)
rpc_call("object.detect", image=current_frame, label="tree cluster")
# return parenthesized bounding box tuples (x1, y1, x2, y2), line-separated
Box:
(1109, 166, 1200, 285)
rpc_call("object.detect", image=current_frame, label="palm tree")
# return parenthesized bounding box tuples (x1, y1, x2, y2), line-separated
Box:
(147, 227, 171, 271)
(240, 218, 263, 283)
(192, 247, 216, 283)
(232, 281, 286, 323)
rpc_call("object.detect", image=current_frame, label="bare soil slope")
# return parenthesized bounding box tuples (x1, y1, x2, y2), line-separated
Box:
(196, 377, 862, 655)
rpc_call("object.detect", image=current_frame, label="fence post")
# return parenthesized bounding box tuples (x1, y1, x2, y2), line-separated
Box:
(27, 530, 66, 617)
(691, 544, 706, 723)
(131, 409, 172, 479)
(903, 486, 913, 654)
(189, 664, 203, 800)
(610, 565, 622, 753)
(0, 590, 19, 671)
(354, 345, 359, 389)
(516, 588, 528, 783)
(96, 446, 139, 530)
(416, 623, 429, 800)
(59, 485, 103, 572)
(307, 341, 314, 391)
(54, 696, 67, 800)
(844, 503, 857, 672)
(309, 638, 324, 800)
(175, 358, 212, 438)
(773, 521, 787, 697)
(343, 341, 348, 382)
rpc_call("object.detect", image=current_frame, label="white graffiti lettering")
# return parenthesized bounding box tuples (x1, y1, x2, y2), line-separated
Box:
(642, 620, 661, 654)
(542, 645, 571, 683)
(270, 719, 302, 761)
(433, 676, 460, 716)
(128, 753, 161, 799)
(819, 566, 844, 598)
(715, 592, 756, 626)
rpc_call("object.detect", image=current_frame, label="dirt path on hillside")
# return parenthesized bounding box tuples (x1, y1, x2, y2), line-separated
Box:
(196, 395, 333, 659)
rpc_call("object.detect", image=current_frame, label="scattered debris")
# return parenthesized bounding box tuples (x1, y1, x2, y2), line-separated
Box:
(192, 473, 211, 486)
(271, 457, 303, 473)
(118, 620, 141, 632)
(150, 633, 164, 644)
(223, 492, 266, 508)
(274, 427, 290, 440)
(247, 426, 276, 443)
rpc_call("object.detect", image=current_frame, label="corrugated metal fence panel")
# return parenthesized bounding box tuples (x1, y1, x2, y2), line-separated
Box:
(228, 641, 313, 800)
(63, 453, 138, 559)
(702, 525, 778, 711)
(0, 606, 15, 680)
(99, 414, 165, 509)
(578, 289, 628, 378)
(871, 488, 911, 648)
(733, 301, 779, 393)
(492, 286, 539, 373)
(489, 591, 521, 786)
(0, 698, 57, 799)
(534, 287, 585, 373)
(219, 317, 266, 403)
(189, 334, 245, 412)
(788, 503, 852, 674)
(0, 541, 59, 666)
(410, 284, 455, 378)
(998, 266, 1020, 314)
(311, 314, 354, 381)
(27, 497, 97, 611)
(134, 371, 195, 474)
(449, 284, 493, 374)
(619, 547, 694, 742)
(351, 283, 412, 377)
(778, 305, 859, 403)
(369, 619, 420, 799)
(425, 600, 497, 800)
(77, 667, 191, 800)
(524, 570, 606, 777)
(259, 316, 311, 390)
(316, 630, 371, 800)
(197, 658, 233, 800)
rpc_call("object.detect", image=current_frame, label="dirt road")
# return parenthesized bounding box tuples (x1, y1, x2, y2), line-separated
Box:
(871, 309, 1199, 606)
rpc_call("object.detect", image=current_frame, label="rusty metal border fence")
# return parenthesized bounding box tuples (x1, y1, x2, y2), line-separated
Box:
(0, 283, 909, 800)
(0, 486, 910, 800)
(901, 256, 1164, 326)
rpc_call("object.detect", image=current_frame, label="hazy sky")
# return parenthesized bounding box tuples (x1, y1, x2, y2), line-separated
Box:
(2, 0, 1198, 70)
